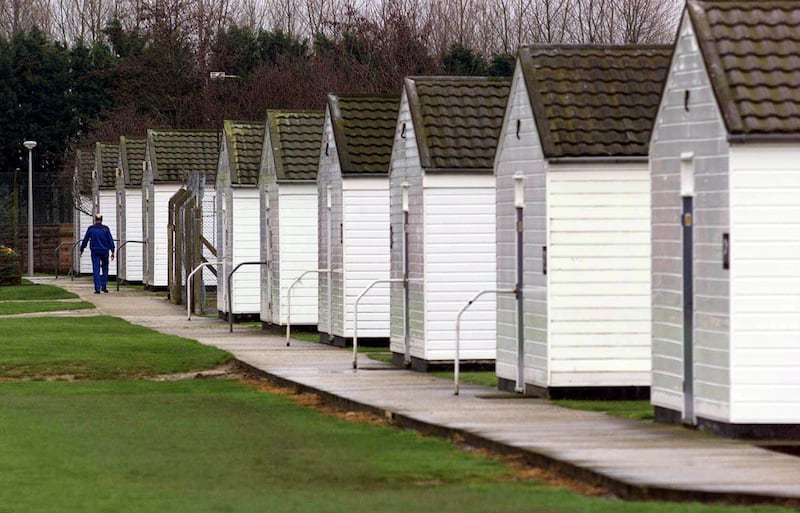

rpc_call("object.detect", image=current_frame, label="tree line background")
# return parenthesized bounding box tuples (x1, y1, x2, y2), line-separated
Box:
(0, 0, 681, 227)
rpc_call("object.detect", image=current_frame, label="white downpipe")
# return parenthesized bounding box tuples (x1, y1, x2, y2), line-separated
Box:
(454, 289, 515, 396)
(286, 269, 336, 346)
(353, 279, 403, 370)
(186, 261, 225, 320)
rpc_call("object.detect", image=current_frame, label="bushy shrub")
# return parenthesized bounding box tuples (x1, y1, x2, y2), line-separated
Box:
(0, 245, 22, 286)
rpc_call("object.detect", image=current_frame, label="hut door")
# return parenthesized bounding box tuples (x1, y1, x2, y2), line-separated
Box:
(680, 154, 695, 424)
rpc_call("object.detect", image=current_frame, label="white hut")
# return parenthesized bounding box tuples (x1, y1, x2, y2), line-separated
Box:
(116, 136, 146, 283)
(142, 129, 219, 290)
(495, 45, 671, 398)
(73, 149, 94, 276)
(259, 110, 324, 328)
(93, 142, 119, 278)
(651, 0, 800, 437)
(317, 94, 400, 346)
(216, 120, 265, 320)
(389, 77, 509, 370)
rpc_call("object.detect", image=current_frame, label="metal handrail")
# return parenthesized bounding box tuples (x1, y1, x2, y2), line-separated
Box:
(353, 279, 403, 370)
(285, 269, 334, 346)
(186, 261, 224, 320)
(115, 240, 144, 291)
(454, 289, 514, 396)
(227, 261, 268, 332)
(54, 241, 80, 279)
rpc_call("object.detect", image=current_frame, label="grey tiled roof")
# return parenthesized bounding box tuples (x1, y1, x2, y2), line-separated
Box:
(96, 142, 119, 189)
(223, 120, 265, 185)
(519, 45, 672, 158)
(266, 110, 324, 182)
(405, 76, 510, 170)
(75, 148, 94, 195)
(147, 129, 220, 183)
(688, 0, 800, 134)
(119, 137, 146, 187)
(329, 94, 400, 175)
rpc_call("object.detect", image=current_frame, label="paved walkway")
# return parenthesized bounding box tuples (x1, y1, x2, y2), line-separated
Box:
(32, 277, 800, 504)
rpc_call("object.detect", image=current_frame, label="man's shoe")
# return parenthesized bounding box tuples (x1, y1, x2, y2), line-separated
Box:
(102, 288, 109, 293)
(94, 291, 100, 294)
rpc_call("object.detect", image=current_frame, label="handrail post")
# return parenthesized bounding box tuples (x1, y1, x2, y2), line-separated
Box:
(186, 261, 224, 320)
(285, 269, 332, 346)
(353, 278, 403, 370)
(115, 240, 144, 291)
(54, 241, 79, 279)
(227, 261, 268, 332)
(454, 289, 515, 396)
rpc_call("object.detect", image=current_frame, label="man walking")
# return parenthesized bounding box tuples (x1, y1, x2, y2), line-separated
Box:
(80, 214, 115, 294)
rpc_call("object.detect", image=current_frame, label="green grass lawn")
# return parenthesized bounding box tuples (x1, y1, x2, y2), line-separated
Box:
(0, 316, 230, 379)
(553, 400, 655, 421)
(0, 300, 94, 316)
(0, 379, 791, 513)
(0, 282, 78, 300)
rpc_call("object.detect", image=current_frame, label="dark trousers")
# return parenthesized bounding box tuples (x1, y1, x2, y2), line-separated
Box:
(90, 251, 109, 292)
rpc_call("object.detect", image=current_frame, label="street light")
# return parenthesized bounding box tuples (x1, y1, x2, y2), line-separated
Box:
(23, 140, 36, 277)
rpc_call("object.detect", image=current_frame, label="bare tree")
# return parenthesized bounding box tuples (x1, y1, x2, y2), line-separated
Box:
(0, 0, 51, 37)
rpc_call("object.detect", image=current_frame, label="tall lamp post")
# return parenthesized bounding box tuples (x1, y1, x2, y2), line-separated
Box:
(23, 141, 37, 277)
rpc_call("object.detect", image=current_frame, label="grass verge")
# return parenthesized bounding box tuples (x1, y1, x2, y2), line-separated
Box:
(0, 379, 792, 513)
(0, 282, 78, 300)
(0, 315, 230, 380)
(0, 300, 94, 316)
(553, 400, 655, 421)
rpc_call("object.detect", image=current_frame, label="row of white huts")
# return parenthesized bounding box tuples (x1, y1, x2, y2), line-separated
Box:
(73, 0, 800, 438)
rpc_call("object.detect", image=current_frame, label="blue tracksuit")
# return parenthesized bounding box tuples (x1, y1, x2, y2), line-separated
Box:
(81, 222, 115, 292)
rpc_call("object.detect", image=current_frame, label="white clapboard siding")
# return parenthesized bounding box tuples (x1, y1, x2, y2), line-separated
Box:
(98, 190, 118, 276)
(123, 189, 143, 281)
(547, 164, 651, 387)
(227, 189, 261, 314)
(342, 185, 390, 337)
(276, 184, 319, 325)
(77, 205, 94, 274)
(729, 144, 800, 423)
(423, 182, 496, 361)
(152, 184, 177, 287)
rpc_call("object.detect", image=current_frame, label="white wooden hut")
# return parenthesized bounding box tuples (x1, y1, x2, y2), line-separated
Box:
(116, 136, 146, 283)
(142, 129, 219, 290)
(651, 0, 800, 437)
(73, 149, 94, 276)
(495, 45, 671, 398)
(317, 94, 400, 346)
(389, 77, 509, 370)
(93, 142, 119, 278)
(216, 120, 265, 320)
(259, 110, 324, 328)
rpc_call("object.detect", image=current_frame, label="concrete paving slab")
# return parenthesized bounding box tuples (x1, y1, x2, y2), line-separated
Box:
(28, 277, 800, 504)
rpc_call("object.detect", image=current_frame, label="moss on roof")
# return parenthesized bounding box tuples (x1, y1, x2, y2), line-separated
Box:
(75, 148, 94, 196)
(95, 142, 119, 189)
(405, 76, 510, 170)
(119, 136, 146, 187)
(222, 120, 265, 186)
(266, 110, 324, 182)
(688, 0, 800, 135)
(329, 94, 400, 176)
(519, 45, 671, 158)
(147, 129, 220, 183)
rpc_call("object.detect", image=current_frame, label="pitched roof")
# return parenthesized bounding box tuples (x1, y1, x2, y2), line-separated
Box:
(405, 76, 510, 170)
(519, 45, 672, 158)
(222, 120, 266, 185)
(266, 110, 324, 182)
(119, 136, 146, 187)
(75, 148, 94, 195)
(328, 94, 400, 175)
(95, 142, 119, 189)
(688, 0, 800, 135)
(147, 129, 219, 183)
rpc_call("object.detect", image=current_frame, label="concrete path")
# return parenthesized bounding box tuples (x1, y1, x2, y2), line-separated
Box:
(31, 277, 800, 504)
